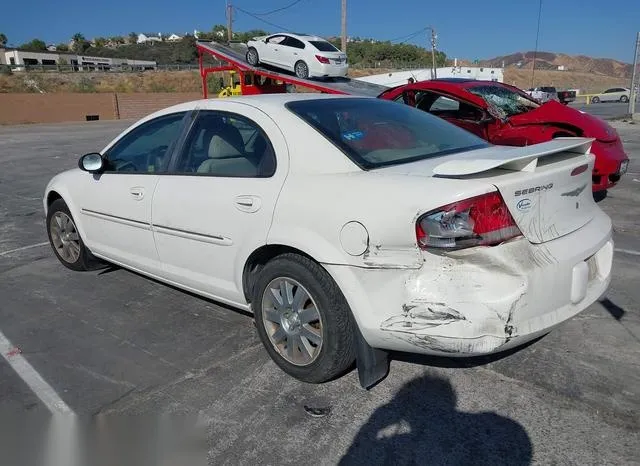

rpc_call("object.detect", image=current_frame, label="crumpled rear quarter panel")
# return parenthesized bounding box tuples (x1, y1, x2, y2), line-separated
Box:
(325, 209, 613, 356)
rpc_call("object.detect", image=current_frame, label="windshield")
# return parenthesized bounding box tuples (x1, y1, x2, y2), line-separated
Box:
(285, 98, 489, 169)
(309, 40, 340, 52)
(467, 85, 540, 118)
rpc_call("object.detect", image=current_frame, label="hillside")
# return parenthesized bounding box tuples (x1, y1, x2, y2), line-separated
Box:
(480, 51, 632, 78)
(0, 67, 629, 95)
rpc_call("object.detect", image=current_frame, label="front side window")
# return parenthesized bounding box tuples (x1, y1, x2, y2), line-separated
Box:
(286, 98, 489, 170)
(267, 35, 286, 45)
(173, 111, 276, 177)
(102, 112, 187, 173)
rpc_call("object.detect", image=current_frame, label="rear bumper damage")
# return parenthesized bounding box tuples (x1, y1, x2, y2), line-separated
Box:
(326, 209, 613, 357)
(591, 139, 629, 192)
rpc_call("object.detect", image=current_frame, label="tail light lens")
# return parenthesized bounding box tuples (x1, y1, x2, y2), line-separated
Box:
(315, 55, 331, 64)
(416, 191, 522, 250)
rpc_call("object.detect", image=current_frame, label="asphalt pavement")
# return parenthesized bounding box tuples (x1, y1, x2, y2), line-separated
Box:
(0, 118, 639, 465)
(569, 100, 631, 120)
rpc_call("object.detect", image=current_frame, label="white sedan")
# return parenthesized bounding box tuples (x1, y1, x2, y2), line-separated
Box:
(245, 33, 348, 79)
(43, 94, 614, 387)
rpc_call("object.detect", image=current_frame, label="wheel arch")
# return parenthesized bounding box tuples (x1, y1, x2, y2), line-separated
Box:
(242, 244, 318, 304)
(43, 184, 88, 243)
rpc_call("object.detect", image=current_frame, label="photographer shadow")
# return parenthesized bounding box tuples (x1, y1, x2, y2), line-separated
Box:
(339, 373, 532, 466)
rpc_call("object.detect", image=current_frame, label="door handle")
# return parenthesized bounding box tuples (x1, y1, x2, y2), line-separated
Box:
(235, 195, 261, 213)
(130, 187, 145, 200)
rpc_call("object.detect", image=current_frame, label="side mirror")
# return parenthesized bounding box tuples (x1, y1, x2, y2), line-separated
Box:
(78, 152, 104, 173)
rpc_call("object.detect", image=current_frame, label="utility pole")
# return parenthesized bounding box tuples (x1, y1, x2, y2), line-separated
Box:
(429, 27, 437, 79)
(629, 31, 639, 116)
(341, 0, 347, 53)
(226, 0, 233, 42)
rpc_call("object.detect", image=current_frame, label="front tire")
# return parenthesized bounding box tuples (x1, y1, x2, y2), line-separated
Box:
(252, 253, 356, 383)
(246, 47, 260, 66)
(46, 198, 98, 271)
(591, 96, 600, 104)
(620, 95, 629, 103)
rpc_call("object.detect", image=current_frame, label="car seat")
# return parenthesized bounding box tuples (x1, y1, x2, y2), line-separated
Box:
(197, 124, 258, 176)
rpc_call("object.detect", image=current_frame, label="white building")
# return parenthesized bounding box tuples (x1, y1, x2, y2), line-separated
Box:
(356, 65, 504, 87)
(2, 49, 156, 71)
(167, 34, 183, 42)
(137, 33, 162, 44)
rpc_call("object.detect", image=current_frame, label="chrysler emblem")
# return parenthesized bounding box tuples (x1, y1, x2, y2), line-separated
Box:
(561, 184, 587, 197)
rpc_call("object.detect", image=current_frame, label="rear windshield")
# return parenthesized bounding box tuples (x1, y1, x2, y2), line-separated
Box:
(309, 41, 339, 52)
(286, 98, 489, 169)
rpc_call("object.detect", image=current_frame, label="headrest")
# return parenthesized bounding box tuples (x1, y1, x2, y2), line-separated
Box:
(207, 124, 245, 159)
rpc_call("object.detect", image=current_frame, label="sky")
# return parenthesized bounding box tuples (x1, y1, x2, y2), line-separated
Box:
(2, 0, 638, 63)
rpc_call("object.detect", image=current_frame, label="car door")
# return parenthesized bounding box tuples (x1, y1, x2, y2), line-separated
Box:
(151, 104, 289, 305)
(280, 36, 306, 71)
(261, 35, 287, 67)
(77, 110, 191, 274)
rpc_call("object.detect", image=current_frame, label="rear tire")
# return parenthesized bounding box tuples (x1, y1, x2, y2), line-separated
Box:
(294, 61, 309, 79)
(251, 253, 356, 383)
(620, 95, 629, 103)
(46, 198, 99, 271)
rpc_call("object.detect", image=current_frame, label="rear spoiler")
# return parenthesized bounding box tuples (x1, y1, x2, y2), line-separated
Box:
(433, 137, 595, 176)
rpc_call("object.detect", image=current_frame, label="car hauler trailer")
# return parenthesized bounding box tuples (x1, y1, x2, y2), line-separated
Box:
(196, 40, 389, 98)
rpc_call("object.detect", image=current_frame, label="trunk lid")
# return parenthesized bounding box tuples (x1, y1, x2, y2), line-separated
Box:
(431, 137, 598, 244)
(315, 51, 347, 65)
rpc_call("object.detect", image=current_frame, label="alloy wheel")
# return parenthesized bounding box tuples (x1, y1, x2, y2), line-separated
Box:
(261, 277, 323, 366)
(49, 211, 81, 263)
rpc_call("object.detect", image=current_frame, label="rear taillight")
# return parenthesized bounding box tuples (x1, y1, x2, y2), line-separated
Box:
(416, 191, 522, 250)
(315, 55, 330, 64)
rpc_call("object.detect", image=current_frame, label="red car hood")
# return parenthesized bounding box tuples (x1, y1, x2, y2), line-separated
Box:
(508, 100, 619, 142)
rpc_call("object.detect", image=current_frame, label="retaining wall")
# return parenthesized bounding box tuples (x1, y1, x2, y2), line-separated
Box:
(0, 92, 202, 125)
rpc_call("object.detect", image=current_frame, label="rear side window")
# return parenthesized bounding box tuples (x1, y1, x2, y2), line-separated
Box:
(309, 41, 339, 52)
(286, 98, 489, 170)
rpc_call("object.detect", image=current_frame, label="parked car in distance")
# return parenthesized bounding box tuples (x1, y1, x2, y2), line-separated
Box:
(245, 33, 348, 79)
(43, 94, 615, 387)
(526, 86, 558, 103)
(590, 87, 630, 103)
(526, 86, 577, 105)
(379, 78, 629, 193)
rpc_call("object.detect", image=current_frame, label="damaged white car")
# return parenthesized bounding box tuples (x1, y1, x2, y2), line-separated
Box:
(43, 94, 614, 388)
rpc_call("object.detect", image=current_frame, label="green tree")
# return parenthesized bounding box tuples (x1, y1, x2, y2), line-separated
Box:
(128, 32, 138, 44)
(56, 43, 69, 52)
(71, 33, 89, 53)
(235, 29, 268, 43)
(0, 33, 7, 47)
(93, 37, 107, 48)
(19, 38, 47, 51)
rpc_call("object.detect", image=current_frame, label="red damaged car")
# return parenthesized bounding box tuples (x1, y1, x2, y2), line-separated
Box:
(378, 78, 629, 194)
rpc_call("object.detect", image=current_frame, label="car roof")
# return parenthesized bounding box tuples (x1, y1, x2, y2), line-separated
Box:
(271, 32, 330, 42)
(152, 93, 369, 118)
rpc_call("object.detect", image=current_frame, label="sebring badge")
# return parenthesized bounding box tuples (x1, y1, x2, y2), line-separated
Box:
(517, 198, 532, 211)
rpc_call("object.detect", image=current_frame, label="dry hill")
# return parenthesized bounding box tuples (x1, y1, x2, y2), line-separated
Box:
(480, 51, 632, 78)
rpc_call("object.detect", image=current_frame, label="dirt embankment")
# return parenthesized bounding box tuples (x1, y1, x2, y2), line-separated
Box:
(0, 68, 630, 95)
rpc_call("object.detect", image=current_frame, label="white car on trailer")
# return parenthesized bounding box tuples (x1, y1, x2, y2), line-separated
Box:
(43, 93, 614, 387)
(245, 33, 348, 79)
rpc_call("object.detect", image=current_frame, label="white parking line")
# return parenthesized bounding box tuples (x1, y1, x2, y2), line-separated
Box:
(0, 329, 74, 414)
(615, 248, 640, 257)
(0, 241, 49, 257)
